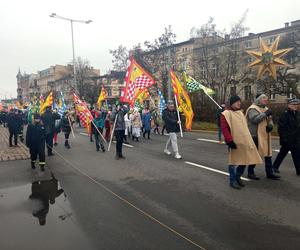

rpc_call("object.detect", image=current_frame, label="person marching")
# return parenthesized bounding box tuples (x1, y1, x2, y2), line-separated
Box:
(60, 111, 72, 149)
(273, 98, 300, 175)
(162, 100, 182, 159)
(93, 111, 106, 152)
(52, 108, 61, 146)
(152, 108, 161, 135)
(221, 96, 263, 189)
(142, 107, 152, 139)
(41, 106, 55, 156)
(124, 108, 132, 144)
(130, 108, 142, 142)
(246, 94, 280, 180)
(111, 104, 127, 160)
(7, 108, 19, 147)
(26, 113, 46, 171)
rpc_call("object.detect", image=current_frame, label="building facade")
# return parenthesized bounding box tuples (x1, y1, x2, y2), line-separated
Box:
(142, 20, 300, 103)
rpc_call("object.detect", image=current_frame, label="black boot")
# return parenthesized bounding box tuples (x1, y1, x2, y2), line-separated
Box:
(247, 174, 260, 180)
(230, 183, 241, 190)
(31, 162, 36, 170)
(40, 165, 45, 172)
(236, 177, 245, 187)
(267, 173, 281, 180)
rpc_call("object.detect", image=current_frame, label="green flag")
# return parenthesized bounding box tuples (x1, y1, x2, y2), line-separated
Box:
(183, 72, 215, 96)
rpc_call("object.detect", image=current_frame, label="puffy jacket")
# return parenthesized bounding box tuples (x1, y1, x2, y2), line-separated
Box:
(60, 117, 71, 134)
(26, 123, 46, 149)
(162, 108, 180, 133)
(41, 110, 55, 135)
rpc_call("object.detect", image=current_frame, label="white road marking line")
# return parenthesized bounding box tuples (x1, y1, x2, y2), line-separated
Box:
(112, 141, 134, 148)
(197, 138, 290, 154)
(197, 138, 219, 143)
(184, 161, 250, 181)
(273, 149, 291, 154)
(80, 132, 89, 136)
(80, 132, 134, 148)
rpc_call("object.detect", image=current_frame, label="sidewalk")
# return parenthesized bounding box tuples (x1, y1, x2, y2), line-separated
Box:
(0, 127, 30, 162)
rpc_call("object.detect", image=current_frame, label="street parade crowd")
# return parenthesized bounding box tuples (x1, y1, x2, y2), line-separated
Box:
(1, 93, 300, 190)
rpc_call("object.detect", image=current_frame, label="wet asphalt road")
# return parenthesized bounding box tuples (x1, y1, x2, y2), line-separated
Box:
(0, 129, 300, 250)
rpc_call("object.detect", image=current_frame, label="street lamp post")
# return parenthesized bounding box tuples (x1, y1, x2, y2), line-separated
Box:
(49, 13, 92, 92)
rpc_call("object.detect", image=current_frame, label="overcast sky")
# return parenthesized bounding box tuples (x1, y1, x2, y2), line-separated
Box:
(0, 0, 299, 98)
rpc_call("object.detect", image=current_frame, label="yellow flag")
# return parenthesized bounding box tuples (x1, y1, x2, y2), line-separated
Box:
(97, 86, 107, 109)
(170, 70, 194, 131)
(40, 92, 53, 114)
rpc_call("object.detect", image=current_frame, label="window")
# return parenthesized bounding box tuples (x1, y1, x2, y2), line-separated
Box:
(268, 36, 276, 44)
(200, 66, 207, 79)
(245, 57, 252, 64)
(245, 41, 252, 48)
(211, 63, 217, 78)
(107, 88, 112, 97)
(181, 60, 188, 71)
(244, 85, 251, 100)
(287, 89, 294, 99)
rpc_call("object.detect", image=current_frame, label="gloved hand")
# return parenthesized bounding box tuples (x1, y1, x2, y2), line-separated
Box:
(265, 109, 272, 117)
(227, 141, 237, 149)
(266, 124, 273, 133)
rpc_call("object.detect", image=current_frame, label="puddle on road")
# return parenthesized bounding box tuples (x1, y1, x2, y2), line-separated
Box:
(0, 171, 96, 250)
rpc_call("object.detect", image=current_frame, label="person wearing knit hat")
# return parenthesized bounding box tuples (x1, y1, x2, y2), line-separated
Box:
(273, 98, 300, 175)
(221, 95, 262, 189)
(26, 113, 46, 171)
(245, 93, 280, 180)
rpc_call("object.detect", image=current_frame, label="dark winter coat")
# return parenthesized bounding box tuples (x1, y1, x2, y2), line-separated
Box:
(7, 112, 22, 133)
(41, 110, 55, 135)
(111, 109, 127, 131)
(26, 123, 46, 149)
(162, 108, 180, 133)
(278, 109, 300, 147)
(60, 117, 71, 134)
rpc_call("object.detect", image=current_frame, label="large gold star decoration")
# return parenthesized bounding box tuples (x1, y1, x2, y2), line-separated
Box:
(246, 35, 293, 80)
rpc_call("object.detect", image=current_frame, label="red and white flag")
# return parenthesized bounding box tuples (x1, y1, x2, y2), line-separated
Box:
(120, 57, 155, 105)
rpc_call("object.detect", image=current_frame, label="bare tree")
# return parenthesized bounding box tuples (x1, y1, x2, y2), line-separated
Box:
(75, 57, 100, 104)
(109, 45, 129, 71)
(190, 12, 250, 103)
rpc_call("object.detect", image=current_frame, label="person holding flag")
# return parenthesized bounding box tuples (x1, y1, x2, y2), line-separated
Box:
(162, 100, 182, 159)
(110, 104, 128, 160)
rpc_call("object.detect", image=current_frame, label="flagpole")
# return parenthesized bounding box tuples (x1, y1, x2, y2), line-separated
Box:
(203, 91, 222, 109)
(174, 95, 183, 138)
(108, 113, 118, 152)
(91, 120, 107, 144)
(68, 115, 76, 139)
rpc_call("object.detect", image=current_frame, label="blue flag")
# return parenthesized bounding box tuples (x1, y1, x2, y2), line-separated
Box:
(158, 89, 166, 116)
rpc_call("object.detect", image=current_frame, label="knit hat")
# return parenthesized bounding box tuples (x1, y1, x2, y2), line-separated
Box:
(229, 95, 241, 106)
(288, 98, 300, 105)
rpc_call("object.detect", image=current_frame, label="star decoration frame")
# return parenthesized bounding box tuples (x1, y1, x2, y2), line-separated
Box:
(246, 35, 293, 80)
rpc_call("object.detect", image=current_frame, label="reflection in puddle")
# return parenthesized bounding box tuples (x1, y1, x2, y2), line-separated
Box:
(29, 173, 65, 226)
(0, 171, 96, 250)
